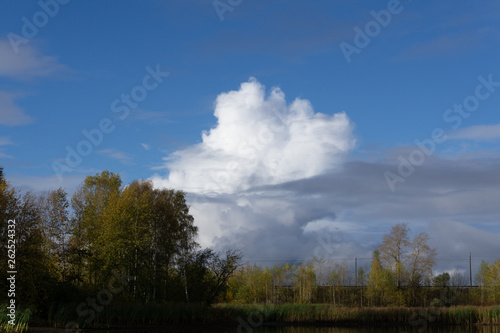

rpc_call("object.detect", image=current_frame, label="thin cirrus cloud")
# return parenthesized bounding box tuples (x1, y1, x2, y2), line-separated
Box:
(0, 152, 13, 159)
(0, 39, 67, 127)
(393, 29, 500, 61)
(130, 109, 174, 124)
(0, 91, 34, 126)
(0, 136, 14, 159)
(0, 39, 66, 80)
(449, 123, 500, 141)
(0, 137, 14, 146)
(98, 149, 134, 165)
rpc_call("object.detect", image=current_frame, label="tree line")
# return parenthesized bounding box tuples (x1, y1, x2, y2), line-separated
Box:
(227, 224, 500, 307)
(0, 170, 241, 316)
(1, 170, 499, 316)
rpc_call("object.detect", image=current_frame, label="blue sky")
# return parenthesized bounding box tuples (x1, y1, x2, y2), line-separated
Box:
(1, 0, 500, 273)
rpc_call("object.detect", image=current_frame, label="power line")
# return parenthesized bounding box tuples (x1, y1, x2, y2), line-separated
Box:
(242, 255, 497, 266)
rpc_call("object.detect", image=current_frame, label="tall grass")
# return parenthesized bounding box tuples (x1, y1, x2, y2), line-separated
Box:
(435, 306, 500, 325)
(0, 306, 31, 333)
(36, 302, 500, 328)
(214, 304, 500, 326)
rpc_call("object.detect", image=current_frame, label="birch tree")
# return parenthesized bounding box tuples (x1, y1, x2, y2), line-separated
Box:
(378, 223, 410, 287)
(378, 223, 437, 287)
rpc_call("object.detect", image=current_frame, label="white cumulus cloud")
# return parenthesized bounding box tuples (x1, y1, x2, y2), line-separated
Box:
(151, 78, 355, 195)
(151, 78, 356, 255)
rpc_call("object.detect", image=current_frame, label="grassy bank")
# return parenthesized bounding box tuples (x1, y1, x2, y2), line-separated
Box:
(4, 303, 500, 331)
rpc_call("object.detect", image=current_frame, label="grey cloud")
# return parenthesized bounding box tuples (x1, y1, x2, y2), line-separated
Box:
(187, 151, 500, 273)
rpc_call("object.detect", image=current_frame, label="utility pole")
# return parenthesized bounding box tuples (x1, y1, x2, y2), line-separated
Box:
(355, 257, 358, 286)
(469, 252, 472, 287)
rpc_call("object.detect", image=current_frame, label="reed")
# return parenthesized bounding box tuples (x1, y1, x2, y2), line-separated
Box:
(36, 302, 500, 329)
(214, 304, 500, 326)
(0, 306, 31, 333)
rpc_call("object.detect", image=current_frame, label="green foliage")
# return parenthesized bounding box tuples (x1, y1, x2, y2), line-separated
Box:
(66, 173, 202, 302)
(69, 170, 122, 287)
(366, 250, 401, 306)
(295, 261, 316, 304)
(0, 170, 242, 330)
(433, 272, 451, 288)
(486, 260, 500, 302)
(471, 259, 500, 305)
(230, 264, 269, 303)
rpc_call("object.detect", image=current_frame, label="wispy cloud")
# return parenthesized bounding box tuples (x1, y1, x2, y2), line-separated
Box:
(98, 149, 134, 165)
(141, 143, 151, 150)
(0, 39, 66, 80)
(130, 109, 174, 124)
(0, 39, 68, 127)
(0, 92, 34, 126)
(394, 28, 500, 61)
(0, 137, 14, 158)
(0, 137, 14, 146)
(0, 151, 13, 159)
(449, 123, 500, 141)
